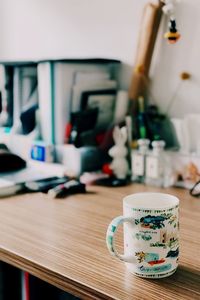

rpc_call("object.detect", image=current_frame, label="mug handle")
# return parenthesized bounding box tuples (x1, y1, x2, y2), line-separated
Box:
(106, 216, 137, 263)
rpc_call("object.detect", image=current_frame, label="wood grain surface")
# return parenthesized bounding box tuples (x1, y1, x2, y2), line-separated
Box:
(0, 184, 200, 300)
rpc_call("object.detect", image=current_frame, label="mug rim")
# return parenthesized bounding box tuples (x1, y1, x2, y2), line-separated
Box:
(123, 192, 179, 211)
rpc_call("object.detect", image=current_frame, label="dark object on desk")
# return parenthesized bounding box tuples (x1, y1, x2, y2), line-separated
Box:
(95, 176, 130, 187)
(0, 177, 69, 198)
(25, 176, 69, 193)
(48, 180, 86, 198)
(189, 180, 200, 197)
(0, 144, 26, 172)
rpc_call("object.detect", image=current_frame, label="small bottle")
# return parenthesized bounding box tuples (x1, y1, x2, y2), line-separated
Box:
(131, 139, 150, 183)
(145, 140, 173, 187)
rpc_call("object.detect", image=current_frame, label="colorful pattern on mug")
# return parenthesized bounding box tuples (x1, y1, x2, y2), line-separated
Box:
(106, 194, 179, 278)
(132, 209, 179, 277)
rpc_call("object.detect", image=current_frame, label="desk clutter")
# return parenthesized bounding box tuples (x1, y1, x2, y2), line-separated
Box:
(0, 58, 124, 156)
(0, 58, 199, 195)
(0, 59, 133, 174)
(0, 153, 86, 198)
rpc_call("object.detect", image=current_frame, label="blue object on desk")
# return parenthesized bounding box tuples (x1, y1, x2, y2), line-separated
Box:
(31, 145, 45, 161)
(30, 141, 54, 162)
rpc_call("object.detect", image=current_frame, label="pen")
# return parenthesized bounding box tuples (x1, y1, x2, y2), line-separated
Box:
(48, 180, 86, 198)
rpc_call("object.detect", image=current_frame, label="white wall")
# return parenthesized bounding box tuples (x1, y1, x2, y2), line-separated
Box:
(0, 0, 200, 118)
(0, 0, 146, 63)
(151, 0, 200, 118)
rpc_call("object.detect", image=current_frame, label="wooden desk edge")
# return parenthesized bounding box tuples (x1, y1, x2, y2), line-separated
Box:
(0, 248, 112, 300)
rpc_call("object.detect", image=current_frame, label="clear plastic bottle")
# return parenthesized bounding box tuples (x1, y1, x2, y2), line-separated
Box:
(131, 139, 150, 183)
(145, 140, 174, 188)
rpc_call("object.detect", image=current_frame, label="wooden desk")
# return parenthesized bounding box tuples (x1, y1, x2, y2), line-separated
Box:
(0, 184, 199, 299)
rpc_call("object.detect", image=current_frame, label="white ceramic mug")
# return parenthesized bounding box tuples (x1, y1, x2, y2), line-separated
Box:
(106, 192, 179, 278)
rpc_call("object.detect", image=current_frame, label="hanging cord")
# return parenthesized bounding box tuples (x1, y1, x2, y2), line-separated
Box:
(134, 66, 191, 116)
(165, 72, 191, 115)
